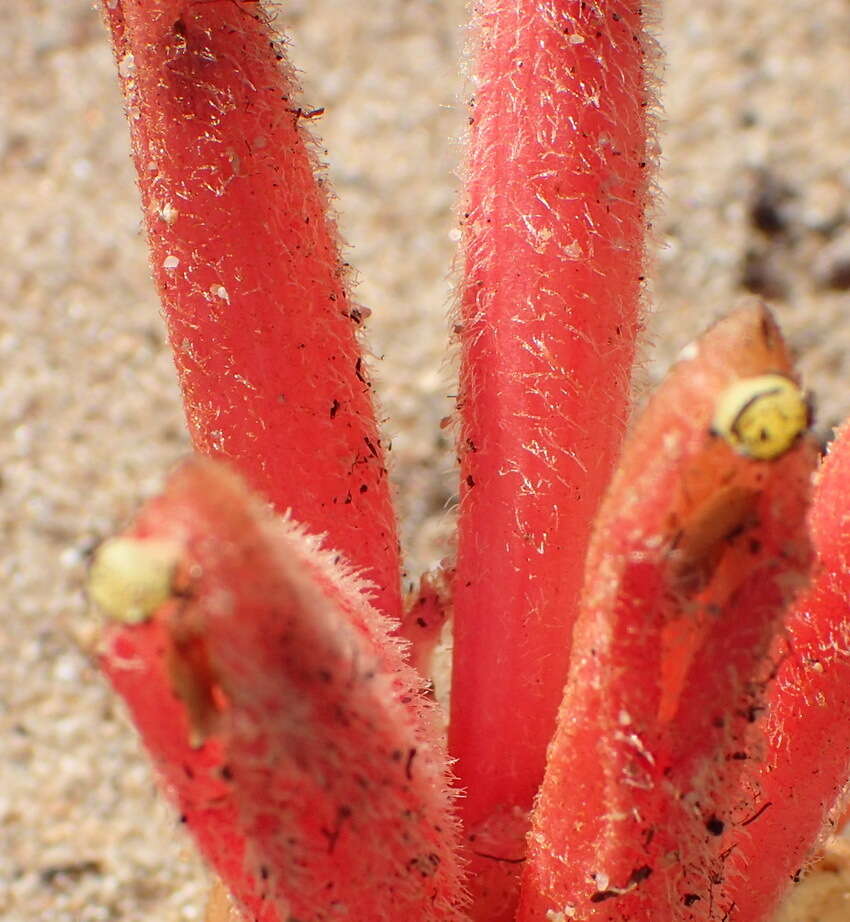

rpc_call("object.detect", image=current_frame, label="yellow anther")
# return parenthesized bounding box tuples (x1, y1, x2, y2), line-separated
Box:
(88, 537, 181, 623)
(712, 374, 810, 460)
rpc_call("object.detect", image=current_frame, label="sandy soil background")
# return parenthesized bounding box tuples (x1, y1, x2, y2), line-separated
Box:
(3, 1, 850, 919)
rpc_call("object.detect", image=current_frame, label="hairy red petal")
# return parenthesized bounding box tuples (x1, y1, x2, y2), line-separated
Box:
(722, 421, 850, 921)
(451, 0, 658, 843)
(100, 459, 467, 922)
(518, 305, 815, 921)
(100, 0, 401, 617)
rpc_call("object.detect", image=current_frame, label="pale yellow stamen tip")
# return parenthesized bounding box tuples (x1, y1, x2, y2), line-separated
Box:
(712, 374, 810, 460)
(88, 537, 181, 623)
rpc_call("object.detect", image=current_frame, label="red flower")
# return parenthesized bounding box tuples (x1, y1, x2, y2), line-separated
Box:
(91, 3, 850, 921)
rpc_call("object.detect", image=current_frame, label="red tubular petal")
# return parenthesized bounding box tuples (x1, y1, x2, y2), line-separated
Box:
(100, 459, 467, 922)
(722, 421, 850, 921)
(517, 306, 815, 921)
(450, 0, 658, 839)
(100, 0, 401, 618)
(103, 620, 266, 918)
